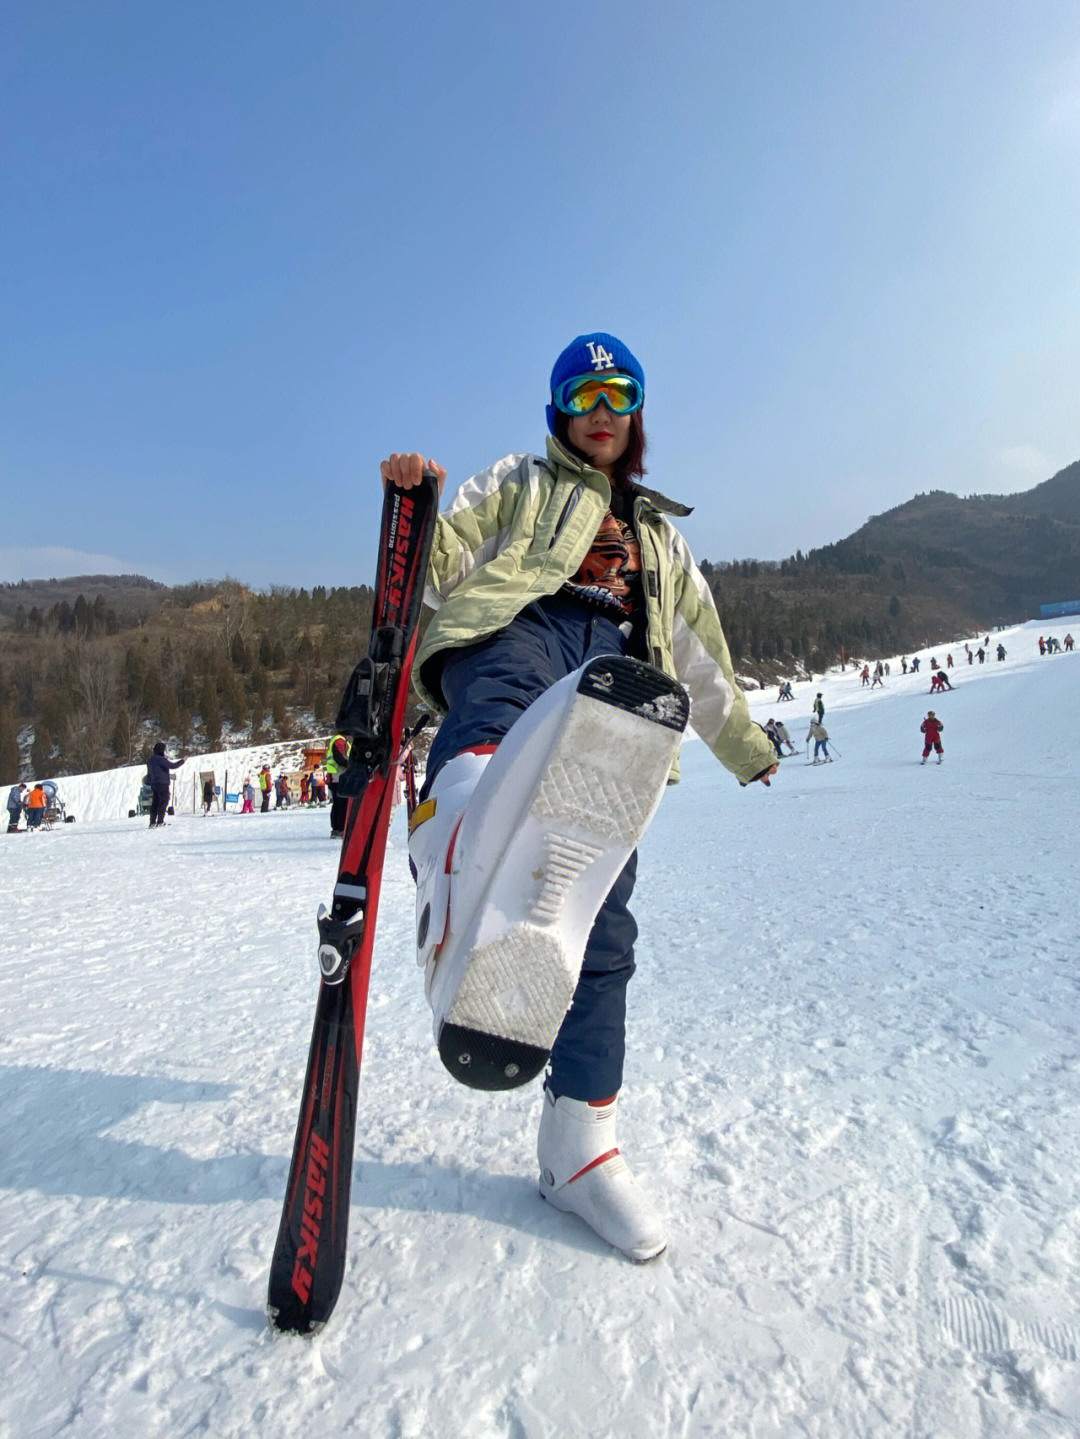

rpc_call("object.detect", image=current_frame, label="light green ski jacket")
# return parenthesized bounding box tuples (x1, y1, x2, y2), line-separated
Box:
(414, 437, 776, 786)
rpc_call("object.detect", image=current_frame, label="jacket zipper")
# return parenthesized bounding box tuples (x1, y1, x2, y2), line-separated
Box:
(549, 484, 583, 548)
(635, 503, 665, 670)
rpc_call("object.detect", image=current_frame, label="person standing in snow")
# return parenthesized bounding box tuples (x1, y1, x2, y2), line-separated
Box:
(6, 782, 25, 832)
(807, 717, 831, 763)
(241, 777, 256, 813)
(325, 733, 351, 836)
(1065, 634, 1074, 652)
(772, 718, 796, 754)
(920, 711, 944, 764)
(202, 775, 216, 814)
(764, 719, 784, 758)
(813, 692, 825, 722)
(25, 783, 47, 829)
(147, 742, 183, 828)
(258, 764, 273, 812)
(381, 332, 777, 1262)
(996, 643, 1006, 662)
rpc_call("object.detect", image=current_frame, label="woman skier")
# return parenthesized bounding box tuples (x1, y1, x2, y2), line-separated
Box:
(382, 332, 777, 1261)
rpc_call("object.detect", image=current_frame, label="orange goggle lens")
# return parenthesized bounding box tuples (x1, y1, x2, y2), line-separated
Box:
(553, 374, 643, 416)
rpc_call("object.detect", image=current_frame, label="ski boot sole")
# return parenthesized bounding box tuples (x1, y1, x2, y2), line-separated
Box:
(432, 655, 689, 1091)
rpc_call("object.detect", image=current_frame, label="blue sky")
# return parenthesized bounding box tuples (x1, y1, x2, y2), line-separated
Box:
(3, 1, 1078, 589)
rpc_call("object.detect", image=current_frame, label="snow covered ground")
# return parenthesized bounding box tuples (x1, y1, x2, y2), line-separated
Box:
(2, 619, 1078, 1438)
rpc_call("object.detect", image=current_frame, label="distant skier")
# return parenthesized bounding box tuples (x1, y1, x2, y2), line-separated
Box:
(147, 742, 183, 829)
(241, 777, 256, 814)
(385, 331, 777, 1262)
(1066, 634, 1074, 652)
(813, 692, 825, 722)
(946, 653, 953, 668)
(920, 711, 944, 764)
(777, 679, 794, 702)
(773, 718, 797, 754)
(807, 718, 831, 763)
(930, 669, 953, 693)
(764, 718, 784, 758)
(6, 781, 25, 832)
(996, 643, 1006, 662)
(325, 733, 351, 835)
(871, 661, 884, 688)
(258, 764, 273, 812)
(860, 664, 870, 687)
(911, 657, 920, 673)
(202, 775, 215, 814)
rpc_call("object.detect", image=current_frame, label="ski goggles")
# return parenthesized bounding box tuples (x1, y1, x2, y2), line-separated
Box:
(551, 373, 643, 417)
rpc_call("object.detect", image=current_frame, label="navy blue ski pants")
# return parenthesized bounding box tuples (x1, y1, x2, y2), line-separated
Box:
(424, 594, 638, 1102)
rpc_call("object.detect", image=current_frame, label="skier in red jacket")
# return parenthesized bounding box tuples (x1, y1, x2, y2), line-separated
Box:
(920, 711, 944, 764)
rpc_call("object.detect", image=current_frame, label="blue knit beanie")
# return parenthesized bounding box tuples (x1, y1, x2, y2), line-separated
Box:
(546, 332, 645, 435)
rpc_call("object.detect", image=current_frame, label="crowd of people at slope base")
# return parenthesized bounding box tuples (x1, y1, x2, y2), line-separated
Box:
(200, 735, 352, 835)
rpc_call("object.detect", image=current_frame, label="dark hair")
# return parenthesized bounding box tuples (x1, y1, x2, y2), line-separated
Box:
(153, 741, 166, 756)
(554, 408, 647, 487)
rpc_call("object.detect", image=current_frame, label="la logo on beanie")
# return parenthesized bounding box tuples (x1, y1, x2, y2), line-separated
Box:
(585, 341, 616, 372)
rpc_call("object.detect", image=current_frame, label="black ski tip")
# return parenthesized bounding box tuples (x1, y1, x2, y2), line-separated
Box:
(576, 655, 690, 732)
(437, 1024, 548, 1091)
(266, 1300, 325, 1337)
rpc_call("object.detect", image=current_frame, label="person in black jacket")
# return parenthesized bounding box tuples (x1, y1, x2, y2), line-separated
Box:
(147, 742, 184, 828)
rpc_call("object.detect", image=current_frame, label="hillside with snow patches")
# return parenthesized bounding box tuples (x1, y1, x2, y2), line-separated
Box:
(2, 619, 1078, 1438)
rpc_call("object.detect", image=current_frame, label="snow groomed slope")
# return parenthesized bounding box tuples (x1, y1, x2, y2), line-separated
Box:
(1, 619, 1078, 1437)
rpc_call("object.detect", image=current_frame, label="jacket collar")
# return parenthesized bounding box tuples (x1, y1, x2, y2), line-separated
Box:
(544, 436, 693, 517)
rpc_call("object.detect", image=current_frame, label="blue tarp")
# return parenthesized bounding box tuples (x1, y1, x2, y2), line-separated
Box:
(1040, 601, 1080, 619)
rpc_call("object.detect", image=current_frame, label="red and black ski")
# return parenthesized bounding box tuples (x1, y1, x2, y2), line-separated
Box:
(267, 473, 438, 1334)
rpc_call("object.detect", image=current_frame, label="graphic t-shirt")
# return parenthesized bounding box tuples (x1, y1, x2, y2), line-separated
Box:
(562, 486, 642, 621)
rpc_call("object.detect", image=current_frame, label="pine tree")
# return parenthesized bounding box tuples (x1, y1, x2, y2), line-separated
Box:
(0, 709, 20, 782)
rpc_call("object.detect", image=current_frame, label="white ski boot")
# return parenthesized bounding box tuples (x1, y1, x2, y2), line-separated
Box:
(538, 1085, 666, 1261)
(410, 654, 689, 1091)
(409, 744, 492, 967)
